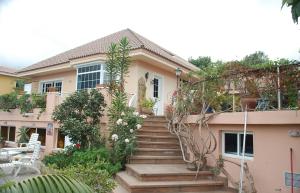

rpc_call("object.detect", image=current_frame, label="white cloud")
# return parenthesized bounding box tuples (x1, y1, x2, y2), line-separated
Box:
(0, 0, 299, 68)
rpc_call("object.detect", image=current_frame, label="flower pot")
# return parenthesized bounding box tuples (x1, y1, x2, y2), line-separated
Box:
(141, 107, 153, 115)
(241, 97, 257, 111)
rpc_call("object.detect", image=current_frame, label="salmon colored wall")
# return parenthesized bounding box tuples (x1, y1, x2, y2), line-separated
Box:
(135, 60, 177, 114)
(0, 75, 17, 94)
(187, 111, 300, 193)
(31, 70, 76, 94)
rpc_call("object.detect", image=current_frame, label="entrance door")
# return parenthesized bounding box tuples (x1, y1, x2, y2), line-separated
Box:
(153, 75, 163, 115)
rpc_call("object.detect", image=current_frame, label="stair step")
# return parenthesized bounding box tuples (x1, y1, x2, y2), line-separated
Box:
(137, 130, 174, 136)
(144, 116, 167, 122)
(135, 148, 182, 156)
(139, 125, 168, 131)
(142, 122, 168, 127)
(126, 164, 214, 181)
(130, 156, 185, 164)
(137, 141, 180, 149)
(136, 135, 178, 143)
(116, 171, 225, 193)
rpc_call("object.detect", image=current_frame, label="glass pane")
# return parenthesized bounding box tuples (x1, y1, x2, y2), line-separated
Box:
(239, 134, 254, 156)
(224, 133, 238, 155)
(57, 129, 65, 148)
(1, 126, 8, 141)
(37, 128, 46, 146)
(9, 127, 16, 141)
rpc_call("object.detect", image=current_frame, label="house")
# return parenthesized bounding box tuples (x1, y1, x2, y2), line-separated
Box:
(0, 29, 198, 154)
(0, 66, 19, 95)
(186, 110, 300, 193)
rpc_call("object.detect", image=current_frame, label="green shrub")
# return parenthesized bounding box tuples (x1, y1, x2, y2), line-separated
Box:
(43, 151, 73, 169)
(43, 147, 122, 175)
(52, 164, 116, 193)
(0, 92, 18, 112)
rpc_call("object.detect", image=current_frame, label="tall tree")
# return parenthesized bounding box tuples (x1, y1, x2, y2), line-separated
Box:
(282, 0, 300, 24)
(241, 51, 269, 66)
(189, 56, 212, 69)
(52, 89, 106, 148)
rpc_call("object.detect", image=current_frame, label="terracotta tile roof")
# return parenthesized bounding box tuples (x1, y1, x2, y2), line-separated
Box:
(19, 29, 195, 72)
(0, 66, 18, 76)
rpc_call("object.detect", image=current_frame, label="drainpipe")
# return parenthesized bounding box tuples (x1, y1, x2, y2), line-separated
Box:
(277, 65, 281, 110)
(290, 148, 294, 193)
(239, 107, 248, 193)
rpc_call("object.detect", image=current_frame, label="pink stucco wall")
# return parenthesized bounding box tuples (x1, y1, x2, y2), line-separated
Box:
(187, 111, 300, 193)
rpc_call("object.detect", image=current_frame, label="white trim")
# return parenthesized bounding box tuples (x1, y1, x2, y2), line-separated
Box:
(222, 131, 254, 160)
(152, 74, 164, 115)
(76, 62, 106, 90)
(39, 78, 64, 93)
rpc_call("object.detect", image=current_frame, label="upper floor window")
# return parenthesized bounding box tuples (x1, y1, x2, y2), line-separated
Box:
(41, 80, 62, 93)
(222, 131, 254, 159)
(77, 63, 107, 90)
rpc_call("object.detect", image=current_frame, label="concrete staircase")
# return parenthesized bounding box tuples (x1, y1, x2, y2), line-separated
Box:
(114, 116, 235, 193)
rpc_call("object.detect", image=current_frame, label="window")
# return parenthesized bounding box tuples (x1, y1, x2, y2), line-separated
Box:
(27, 128, 46, 146)
(0, 126, 16, 141)
(153, 78, 159, 98)
(222, 131, 253, 158)
(77, 63, 107, 90)
(41, 80, 62, 93)
(57, 130, 65, 148)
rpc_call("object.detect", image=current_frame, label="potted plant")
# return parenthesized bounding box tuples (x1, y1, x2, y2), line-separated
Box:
(141, 98, 155, 115)
(17, 127, 29, 146)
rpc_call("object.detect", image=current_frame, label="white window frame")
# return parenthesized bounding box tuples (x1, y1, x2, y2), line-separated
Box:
(222, 131, 254, 160)
(39, 79, 63, 94)
(0, 126, 16, 142)
(76, 62, 107, 90)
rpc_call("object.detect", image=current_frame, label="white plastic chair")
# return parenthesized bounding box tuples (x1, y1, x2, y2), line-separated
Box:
(0, 142, 41, 177)
(3, 133, 39, 152)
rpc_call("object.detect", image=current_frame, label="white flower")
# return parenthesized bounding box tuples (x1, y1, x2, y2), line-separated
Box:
(130, 129, 134, 133)
(111, 134, 118, 141)
(125, 138, 129, 143)
(133, 112, 139, 116)
(136, 124, 142, 130)
(140, 114, 147, 119)
(123, 122, 128, 126)
(116, 119, 123, 125)
(121, 112, 125, 116)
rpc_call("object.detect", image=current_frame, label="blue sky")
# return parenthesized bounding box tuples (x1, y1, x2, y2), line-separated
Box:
(0, 0, 299, 69)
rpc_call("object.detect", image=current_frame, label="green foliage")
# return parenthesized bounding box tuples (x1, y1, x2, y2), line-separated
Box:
(52, 89, 106, 148)
(43, 148, 122, 175)
(51, 164, 116, 193)
(189, 56, 212, 69)
(118, 37, 131, 90)
(282, 0, 300, 23)
(17, 93, 33, 114)
(106, 37, 131, 92)
(108, 90, 144, 166)
(0, 92, 17, 112)
(241, 51, 270, 67)
(14, 79, 25, 93)
(31, 93, 46, 108)
(17, 126, 29, 144)
(1, 174, 93, 193)
(141, 98, 155, 108)
(106, 43, 119, 92)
